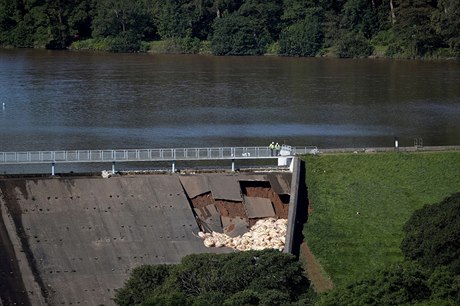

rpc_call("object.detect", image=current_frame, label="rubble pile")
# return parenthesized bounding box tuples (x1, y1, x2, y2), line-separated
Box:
(198, 218, 287, 251)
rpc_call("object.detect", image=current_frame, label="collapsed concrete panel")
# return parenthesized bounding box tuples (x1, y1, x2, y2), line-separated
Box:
(208, 175, 242, 201)
(221, 216, 248, 237)
(193, 204, 222, 232)
(268, 173, 292, 195)
(244, 196, 276, 219)
(179, 175, 211, 199)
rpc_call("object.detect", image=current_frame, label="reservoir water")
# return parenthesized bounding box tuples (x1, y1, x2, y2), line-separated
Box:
(1, 49, 459, 152)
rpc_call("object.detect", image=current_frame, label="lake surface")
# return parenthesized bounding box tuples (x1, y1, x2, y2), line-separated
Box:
(1, 49, 459, 152)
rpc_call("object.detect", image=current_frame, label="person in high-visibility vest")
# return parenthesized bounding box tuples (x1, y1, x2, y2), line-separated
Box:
(269, 142, 275, 156)
(275, 143, 281, 156)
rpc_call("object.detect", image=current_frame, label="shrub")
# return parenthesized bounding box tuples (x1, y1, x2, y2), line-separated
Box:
(336, 32, 374, 58)
(108, 31, 141, 53)
(147, 37, 202, 54)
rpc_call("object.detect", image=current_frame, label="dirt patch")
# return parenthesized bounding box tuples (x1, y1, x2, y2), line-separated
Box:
(300, 241, 334, 293)
(190, 192, 215, 212)
(214, 200, 247, 219)
(191, 193, 248, 220)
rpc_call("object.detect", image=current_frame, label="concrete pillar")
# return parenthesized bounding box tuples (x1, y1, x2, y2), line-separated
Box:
(51, 162, 55, 176)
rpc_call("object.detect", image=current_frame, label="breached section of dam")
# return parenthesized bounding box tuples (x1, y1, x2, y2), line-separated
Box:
(0, 161, 306, 306)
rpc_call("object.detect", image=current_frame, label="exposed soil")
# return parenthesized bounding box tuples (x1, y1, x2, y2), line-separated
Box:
(214, 200, 247, 219)
(191, 193, 248, 220)
(300, 242, 334, 293)
(190, 192, 214, 209)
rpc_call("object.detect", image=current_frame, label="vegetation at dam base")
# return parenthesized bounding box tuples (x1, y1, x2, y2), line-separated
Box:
(113, 249, 315, 306)
(1, 0, 459, 59)
(303, 152, 460, 304)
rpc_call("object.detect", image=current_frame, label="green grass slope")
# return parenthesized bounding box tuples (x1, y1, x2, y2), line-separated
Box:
(303, 151, 460, 287)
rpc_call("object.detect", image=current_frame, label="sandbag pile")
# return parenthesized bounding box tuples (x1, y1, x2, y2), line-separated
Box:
(198, 218, 287, 251)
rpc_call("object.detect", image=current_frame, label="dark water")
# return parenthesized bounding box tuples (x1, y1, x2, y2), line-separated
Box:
(1, 49, 459, 152)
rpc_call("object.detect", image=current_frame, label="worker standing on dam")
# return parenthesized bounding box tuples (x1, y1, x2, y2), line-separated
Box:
(275, 143, 281, 156)
(269, 142, 275, 156)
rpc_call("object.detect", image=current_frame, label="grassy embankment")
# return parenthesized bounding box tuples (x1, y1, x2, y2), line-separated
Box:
(302, 151, 460, 288)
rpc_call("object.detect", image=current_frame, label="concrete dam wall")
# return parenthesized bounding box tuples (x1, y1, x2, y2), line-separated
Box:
(0, 162, 306, 305)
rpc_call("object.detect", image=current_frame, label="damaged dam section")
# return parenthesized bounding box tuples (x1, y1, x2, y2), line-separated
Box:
(0, 159, 307, 306)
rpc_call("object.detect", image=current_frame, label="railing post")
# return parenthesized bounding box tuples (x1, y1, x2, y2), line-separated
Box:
(172, 160, 175, 173)
(112, 161, 116, 174)
(51, 162, 55, 176)
(231, 159, 235, 172)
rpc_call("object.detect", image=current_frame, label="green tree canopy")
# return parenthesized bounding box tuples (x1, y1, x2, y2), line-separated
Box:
(317, 261, 460, 306)
(211, 13, 271, 55)
(1, 0, 458, 57)
(401, 192, 460, 274)
(114, 249, 311, 306)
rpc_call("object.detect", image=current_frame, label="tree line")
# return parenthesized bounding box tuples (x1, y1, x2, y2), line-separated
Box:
(1, 0, 458, 58)
(113, 249, 314, 305)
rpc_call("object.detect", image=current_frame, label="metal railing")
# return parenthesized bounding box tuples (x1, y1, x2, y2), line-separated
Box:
(0, 145, 318, 165)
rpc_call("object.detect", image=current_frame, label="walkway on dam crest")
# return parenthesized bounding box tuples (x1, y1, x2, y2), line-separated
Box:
(0, 145, 319, 164)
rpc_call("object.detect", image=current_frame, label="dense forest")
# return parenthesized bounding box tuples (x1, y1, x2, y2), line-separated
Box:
(0, 0, 459, 58)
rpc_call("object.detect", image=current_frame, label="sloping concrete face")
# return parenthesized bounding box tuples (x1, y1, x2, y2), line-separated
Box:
(0, 175, 230, 306)
(0, 170, 299, 306)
